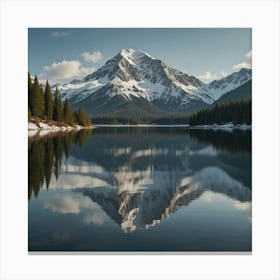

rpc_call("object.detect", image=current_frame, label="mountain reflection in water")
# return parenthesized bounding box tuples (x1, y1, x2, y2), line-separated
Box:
(28, 127, 252, 251)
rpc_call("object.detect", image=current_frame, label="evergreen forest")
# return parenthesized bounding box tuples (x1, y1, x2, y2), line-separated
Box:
(28, 73, 92, 127)
(188, 99, 251, 126)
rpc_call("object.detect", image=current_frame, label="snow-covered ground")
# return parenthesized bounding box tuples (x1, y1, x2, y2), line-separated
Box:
(189, 123, 252, 131)
(28, 121, 75, 131)
(28, 121, 89, 137)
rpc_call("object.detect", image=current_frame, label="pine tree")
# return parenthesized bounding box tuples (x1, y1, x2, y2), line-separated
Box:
(63, 98, 73, 125)
(28, 73, 33, 115)
(30, 75, 45, 118)
(28, 106, 31, 122)
(38, 84, 45, 118)
(53, 87, 63, 122)
(188, 99, 251, 125)
(76, 108, 91, 126)
(31, 75, 40, 117)
(72, 111, 77, 124)
(44, 80, 53, 120)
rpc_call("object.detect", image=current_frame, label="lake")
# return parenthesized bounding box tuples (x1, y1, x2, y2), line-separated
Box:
(28, 127, 252, 252)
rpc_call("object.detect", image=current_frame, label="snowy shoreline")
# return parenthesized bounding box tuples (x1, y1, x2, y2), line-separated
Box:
(28, 121, 94, 138)
(94, 123, 251, 131)
(188, 123, 251, 131)
(28, 122, 251, 137)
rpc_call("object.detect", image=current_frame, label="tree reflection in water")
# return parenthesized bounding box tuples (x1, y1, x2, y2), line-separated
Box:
(28, 130, 92, 199)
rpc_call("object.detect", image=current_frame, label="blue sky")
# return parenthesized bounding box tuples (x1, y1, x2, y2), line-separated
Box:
(28, 28, 251, 84)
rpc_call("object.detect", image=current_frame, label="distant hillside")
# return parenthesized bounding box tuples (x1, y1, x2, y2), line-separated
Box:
(214, 80, 252, 105)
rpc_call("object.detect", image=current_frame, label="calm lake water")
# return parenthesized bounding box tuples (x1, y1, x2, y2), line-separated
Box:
(28, 127, 252, 252)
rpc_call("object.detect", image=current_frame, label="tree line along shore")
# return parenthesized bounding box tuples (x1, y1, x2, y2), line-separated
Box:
(28, 73, 92, 129)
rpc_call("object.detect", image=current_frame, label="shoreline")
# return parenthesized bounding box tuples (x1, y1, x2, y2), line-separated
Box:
(94, 123, 251, 130)
(188, 123, 251, 131)
(28, 122, 251, 138)
(28, 121, 95, 138)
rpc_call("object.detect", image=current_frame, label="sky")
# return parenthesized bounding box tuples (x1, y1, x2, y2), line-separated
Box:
(28, 28, 251, 84)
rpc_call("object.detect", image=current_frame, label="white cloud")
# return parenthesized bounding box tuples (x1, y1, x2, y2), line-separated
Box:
(198, 70, 228, 82)
(233, 201, 252, 211)
(50, 31, 69, 38)
(44, 191, 109, 226)
(232, 50, 252, 72)
(84, 212, 107, 225)
(78, 66, 96, 77)
(41, 60, 95, 82)
(42, 60, 80, 79)
(246, 50, 252, 60)
(232, 61, 251, 71)
(198, 71, 214, 81)
(44, 192, 96, 214)
(81, 51, 103, 63)
(200, 50, 252, 81)
(44, 194, 80, 214)
(49, 172, 111, 190)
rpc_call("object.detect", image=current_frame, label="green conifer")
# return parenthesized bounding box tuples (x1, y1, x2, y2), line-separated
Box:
(28, 73, 33, 115)
(53, 87, 63, 122)
(76, 108, 91, 126)
(63, 98, 73, 125)
(38, 84, 45, 118)
(31, 75, 40, 117)
(28, 106, 31, 122)
(44, 80, 53, 120)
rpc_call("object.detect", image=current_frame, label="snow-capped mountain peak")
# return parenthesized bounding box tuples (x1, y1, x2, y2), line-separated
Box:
(56, 49, 252, 116)
(120, 48, 154, 61)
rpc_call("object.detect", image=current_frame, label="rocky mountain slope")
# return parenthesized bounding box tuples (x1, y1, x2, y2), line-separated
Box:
(56, 49, 252, 116)
(214, 80, 252, 105)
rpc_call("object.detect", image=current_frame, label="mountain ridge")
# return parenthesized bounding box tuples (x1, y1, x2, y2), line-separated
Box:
(54, 48, 252, 116)
(214, 80, 252, 105)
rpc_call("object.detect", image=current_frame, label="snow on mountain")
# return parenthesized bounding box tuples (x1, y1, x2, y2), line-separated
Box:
(57, 49, 252, 115)
(207, 68, 252, 100)
(73, 165, 251, 232)
(54, 138, 251, 232)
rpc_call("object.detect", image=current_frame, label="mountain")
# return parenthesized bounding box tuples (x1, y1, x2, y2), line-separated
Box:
(34, 127, 251, 233)
(57, 49, 252, 116)
(214, 80, 252, 105)
(78, 166, 251, 232)
(208, 68, 251, 100)
(64, 128, 251, 232)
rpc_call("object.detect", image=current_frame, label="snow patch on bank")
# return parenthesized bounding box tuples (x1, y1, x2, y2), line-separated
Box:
(28, 122, 76, 131)
(189, 123, 251, 131)
(28, 121, 89, 137)
(28, 122, 40, 130)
